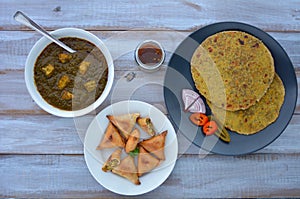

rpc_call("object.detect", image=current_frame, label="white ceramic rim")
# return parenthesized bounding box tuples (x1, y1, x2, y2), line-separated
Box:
(25, 28, 114, 117)
(135, 40, 165, 71)
(83, 100, 178, 195)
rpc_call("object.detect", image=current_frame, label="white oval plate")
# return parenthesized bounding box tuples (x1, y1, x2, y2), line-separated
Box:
(84, 100, 178, 195)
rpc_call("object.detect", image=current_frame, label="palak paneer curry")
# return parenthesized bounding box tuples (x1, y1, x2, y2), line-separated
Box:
(34, 37, 108, 111)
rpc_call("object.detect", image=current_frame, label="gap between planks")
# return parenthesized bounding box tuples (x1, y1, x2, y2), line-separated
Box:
(3, 29, 300, 33)
(1, 114, 300, 155)
(1, 153, 300, 198)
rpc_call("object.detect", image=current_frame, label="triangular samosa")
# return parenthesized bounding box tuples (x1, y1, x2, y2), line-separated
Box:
(112, 155, 141, 185)
(139, 130, 167, 160)
(102, 148, 122, 172)
(107, 113, 140, 140)
(137, 146, 160, 177)
(96, 122, 125, 149)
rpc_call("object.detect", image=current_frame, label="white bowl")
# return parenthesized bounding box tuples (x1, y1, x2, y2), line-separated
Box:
(25, 28, 114, 117)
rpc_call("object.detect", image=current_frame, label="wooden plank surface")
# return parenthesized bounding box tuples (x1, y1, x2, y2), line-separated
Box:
(1, 0, 300, 31)
(0, 31, 299, 114)
(0, 31, 299, 71)
(1, 154, 300, 198)
(1, 69, 300, 115)
(0, 70, 167, 114)
(1, 114, 300, 155)
(1, 0, 300, 197)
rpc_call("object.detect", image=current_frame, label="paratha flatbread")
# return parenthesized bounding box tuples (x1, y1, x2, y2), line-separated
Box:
(191, 31, 274, 111)
(208, 74, 285, 135)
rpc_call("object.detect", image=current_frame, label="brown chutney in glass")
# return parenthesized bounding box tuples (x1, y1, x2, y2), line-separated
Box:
(138, 43, 163, 65)
(34, 37, 108, 111)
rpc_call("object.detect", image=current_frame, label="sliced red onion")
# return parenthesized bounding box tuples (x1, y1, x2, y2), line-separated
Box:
(182, 89, 199, 110)
(182, 89, 206, 113)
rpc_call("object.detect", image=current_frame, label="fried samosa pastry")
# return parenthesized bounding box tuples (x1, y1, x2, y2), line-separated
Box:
(139, 130, 167, 160)
(137, 146, 160, 177)
(112, 155, 141, 185)
(125, 129, 140, 153)
(96, 122, 125, 149)
(107, 113, 140, 140)
(137, 117, 155, 136)
(102, 148, 122, 172)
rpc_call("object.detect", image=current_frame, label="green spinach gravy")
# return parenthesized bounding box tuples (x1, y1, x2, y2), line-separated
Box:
(34, 37, 108, 111)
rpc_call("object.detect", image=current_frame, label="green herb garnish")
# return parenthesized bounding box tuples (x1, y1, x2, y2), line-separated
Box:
(129, 147, 139, 157)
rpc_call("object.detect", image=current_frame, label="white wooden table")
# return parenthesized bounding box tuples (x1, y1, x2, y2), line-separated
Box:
(1, 0, 300, 197)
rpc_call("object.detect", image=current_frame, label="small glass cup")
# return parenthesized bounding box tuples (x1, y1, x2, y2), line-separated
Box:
(135, 40, 165, 72)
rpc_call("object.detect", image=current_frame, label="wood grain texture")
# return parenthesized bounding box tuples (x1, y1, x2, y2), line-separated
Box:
(0, 30, 299, 114)
(1, 0, 300, 197)
(1, 154, 300, 198)
(0, 70, 166, 114)
(1, 0, 300, 31)
(0, 31, 186, 70)
(0, 31, 299, 71)
(1, 69, 300, 115)
(1, 114, 300, 155)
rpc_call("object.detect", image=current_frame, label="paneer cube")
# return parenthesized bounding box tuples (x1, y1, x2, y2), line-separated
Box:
(58, 75, 70, 89)
(61, 90, 73, 100)
(79, 61, 91, 75)
(58, 53, 72, 63)
(84, 80, 97, 92)
(41, 64, 54, 76)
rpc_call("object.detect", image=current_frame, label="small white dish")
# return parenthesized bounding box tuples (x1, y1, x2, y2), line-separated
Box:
(25, 28, 114, 117)
(84, 100, 178, 195)
(135, 40, 165, 72)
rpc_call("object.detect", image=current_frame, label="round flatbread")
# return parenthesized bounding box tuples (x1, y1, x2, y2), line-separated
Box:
(208, 74, 285, 135)
(191, 31, 275, 111)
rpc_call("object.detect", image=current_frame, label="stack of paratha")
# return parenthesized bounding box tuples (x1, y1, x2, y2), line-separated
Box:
(191, 31, 285, 135)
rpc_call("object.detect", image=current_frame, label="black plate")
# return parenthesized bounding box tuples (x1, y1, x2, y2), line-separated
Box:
(163, 22, 297, 155)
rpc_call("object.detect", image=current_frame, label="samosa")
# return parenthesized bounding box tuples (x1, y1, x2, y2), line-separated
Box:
(96, 122, 125, 149)
(102, 148, 122, 172)
(107, 113, 140, 140)
(137, 117, 155, 136)
(112, 155, 141, 185)
(137, 146, 160, 177)
(125, 129, 140, 153)
(139, 130, 167, 160)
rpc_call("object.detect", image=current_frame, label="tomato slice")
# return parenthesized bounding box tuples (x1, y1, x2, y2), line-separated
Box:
(203, 121, 218, 135)
(189, 113, 208, 126)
